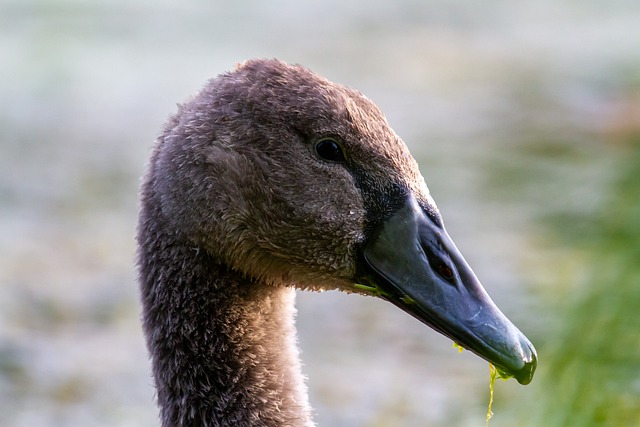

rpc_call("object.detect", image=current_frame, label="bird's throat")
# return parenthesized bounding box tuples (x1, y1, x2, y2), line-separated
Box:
(138, 233, 313, 427)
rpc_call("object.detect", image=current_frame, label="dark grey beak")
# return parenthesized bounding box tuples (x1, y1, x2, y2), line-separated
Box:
(360, 194, 537, 385)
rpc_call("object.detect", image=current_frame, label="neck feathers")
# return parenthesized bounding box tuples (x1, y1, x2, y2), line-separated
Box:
(137, 210, 313, 427)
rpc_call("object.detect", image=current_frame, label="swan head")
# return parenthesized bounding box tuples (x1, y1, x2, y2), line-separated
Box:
(146, 58, 536, 385)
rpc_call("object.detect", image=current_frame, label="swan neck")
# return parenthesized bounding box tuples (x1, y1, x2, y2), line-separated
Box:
(138, 227, 313, 427)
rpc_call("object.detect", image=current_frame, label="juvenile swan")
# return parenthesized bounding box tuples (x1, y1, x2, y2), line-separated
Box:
(137, 59, 536, 427)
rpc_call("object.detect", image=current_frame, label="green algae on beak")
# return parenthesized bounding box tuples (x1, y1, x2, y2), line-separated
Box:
(486, 363, 513, 427)
(353, 282, 393, 298)
(486, 364, 497, 427)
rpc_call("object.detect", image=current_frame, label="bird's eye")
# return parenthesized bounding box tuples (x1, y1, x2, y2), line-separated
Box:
(314, 137, 346, 163)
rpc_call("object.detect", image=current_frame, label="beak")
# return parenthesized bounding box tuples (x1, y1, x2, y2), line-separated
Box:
(360, 194, 537, 385)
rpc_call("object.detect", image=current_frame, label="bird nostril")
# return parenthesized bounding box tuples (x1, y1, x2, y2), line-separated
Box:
(431, 259, 455, 285)
(435, 262, 455, 283)
(421, 241, 456, 285)
(422, 244, 456, 285)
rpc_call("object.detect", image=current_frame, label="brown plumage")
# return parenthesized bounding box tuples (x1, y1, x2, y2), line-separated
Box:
(137, 58, 536, 427)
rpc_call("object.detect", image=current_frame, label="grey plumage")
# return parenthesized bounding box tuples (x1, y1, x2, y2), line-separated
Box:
(137, 58, 536, 427)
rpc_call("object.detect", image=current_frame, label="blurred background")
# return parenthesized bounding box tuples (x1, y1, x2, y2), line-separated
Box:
(1, 0, 639, 426)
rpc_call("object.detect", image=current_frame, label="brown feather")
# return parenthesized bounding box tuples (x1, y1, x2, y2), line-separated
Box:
(137, 58, 436, 427)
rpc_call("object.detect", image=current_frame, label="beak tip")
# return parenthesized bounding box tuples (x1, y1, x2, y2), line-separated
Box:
(513, 340, 537, 385)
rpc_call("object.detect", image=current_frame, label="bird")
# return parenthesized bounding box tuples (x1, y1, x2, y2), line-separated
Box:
(136, 58, 537, 427)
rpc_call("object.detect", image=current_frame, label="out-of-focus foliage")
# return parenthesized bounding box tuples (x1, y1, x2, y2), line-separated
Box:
(523, 136, 640, 426)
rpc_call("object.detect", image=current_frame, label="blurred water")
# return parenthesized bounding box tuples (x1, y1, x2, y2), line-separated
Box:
(1, 1, 639, 426)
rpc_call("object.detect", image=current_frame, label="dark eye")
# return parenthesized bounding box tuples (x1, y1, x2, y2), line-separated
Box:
(314, 137, 346, 163)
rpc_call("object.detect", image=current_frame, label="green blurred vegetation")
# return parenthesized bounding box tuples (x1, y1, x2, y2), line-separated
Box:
(523, 136, 640, 426)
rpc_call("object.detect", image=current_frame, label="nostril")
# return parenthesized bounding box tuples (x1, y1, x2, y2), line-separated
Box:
(422, 245, 456, 285)
(421, 239, 456, 285)
(435, 261, 455, 283)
